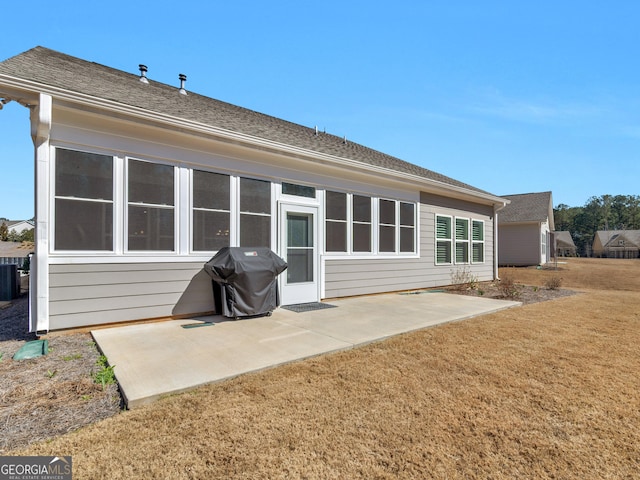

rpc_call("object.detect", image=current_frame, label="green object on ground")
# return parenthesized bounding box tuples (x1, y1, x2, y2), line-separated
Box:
(13, 339, 49, 360)
(181, 322, 215, 329)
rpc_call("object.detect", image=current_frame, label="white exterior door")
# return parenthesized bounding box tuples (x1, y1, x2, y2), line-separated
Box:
(279, 203, 319, 305)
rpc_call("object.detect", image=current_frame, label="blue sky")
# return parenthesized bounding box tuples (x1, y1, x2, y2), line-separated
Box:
(1, 1, 639, 220)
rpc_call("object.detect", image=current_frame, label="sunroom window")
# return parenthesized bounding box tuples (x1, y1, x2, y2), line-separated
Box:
(378, 199, 396, 253)
(240, 177, 271, 248)
(325, 191, 347, 252)
(399, 202, 415, 253)
(192, 170, 230, 251)
(127, 159, 175, 251)
(54, 148, 114, 251)
(352, 195, 372, 252)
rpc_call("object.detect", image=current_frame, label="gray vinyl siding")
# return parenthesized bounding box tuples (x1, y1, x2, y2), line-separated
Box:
(324, 193, 495, 298)
(49, 263, 214, 329)
(498, 224, 541, 266)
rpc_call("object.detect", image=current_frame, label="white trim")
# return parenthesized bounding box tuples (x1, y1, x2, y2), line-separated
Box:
(31, 93, 52, 332)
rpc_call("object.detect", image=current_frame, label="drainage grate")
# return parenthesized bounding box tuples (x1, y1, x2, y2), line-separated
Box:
(281, 302, 337, 313)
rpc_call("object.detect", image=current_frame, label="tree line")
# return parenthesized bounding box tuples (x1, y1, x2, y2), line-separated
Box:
(554, 195, 640, 256)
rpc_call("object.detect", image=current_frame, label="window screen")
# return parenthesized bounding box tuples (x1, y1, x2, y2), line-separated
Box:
(54, 148, 114, 251)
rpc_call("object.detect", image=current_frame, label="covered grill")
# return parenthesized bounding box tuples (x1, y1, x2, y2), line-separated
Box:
(204, 247, 287, 319)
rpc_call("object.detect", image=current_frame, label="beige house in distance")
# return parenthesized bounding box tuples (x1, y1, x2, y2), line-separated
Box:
(498, 191, 554, 266)
(592, 230, 640, 258)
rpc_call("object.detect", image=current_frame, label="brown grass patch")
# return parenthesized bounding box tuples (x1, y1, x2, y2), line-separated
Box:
(6, 258, 640, 478)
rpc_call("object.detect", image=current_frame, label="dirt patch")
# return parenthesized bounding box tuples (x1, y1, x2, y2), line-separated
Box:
(0, 295, 121, 453)
(2, 258, 640, 479)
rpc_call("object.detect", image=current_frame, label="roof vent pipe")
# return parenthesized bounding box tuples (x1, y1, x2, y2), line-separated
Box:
(139, 65, 149, 84)
(178, 74, 187, 95)
(314, 125, 318, 136)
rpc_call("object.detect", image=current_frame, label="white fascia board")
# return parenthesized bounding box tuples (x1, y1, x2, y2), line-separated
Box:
(1, 74, 505, 206)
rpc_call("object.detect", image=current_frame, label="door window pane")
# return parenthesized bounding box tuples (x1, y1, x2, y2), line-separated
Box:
(287, 213, 313, 283)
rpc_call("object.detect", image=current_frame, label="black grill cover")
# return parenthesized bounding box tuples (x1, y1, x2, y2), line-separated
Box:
(203, 247, 287, 318)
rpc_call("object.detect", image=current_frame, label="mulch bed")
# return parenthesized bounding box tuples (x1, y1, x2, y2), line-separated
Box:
(0, 283, 576, 454)
(0, 295, 121, 454)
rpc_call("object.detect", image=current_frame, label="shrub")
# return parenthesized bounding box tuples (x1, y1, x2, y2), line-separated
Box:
(545, 275, 563, 290)
(498, 274, 521, 299)
(450, 267, 478, 291)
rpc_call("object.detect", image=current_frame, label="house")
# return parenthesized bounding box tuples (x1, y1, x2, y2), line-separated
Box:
(552, 231, 577, 257)
(0, 46, 508, 332)
(5, 220, 35, 235)
(498, 191, 554, 266)
(592, 230, 640, 258)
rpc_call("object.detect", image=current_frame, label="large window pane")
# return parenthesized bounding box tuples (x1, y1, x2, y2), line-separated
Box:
(400, 202, 415, 227)
(379, 225, 395, 252)
(400, 227, 414, 253)
(240, 214, 270, 247)
(353, 223, 371, 252)
(193, 171, 229, 210)
(56, 149, 113, 200)
(240, 178, 270, 214)
(193, 210, 230, 251)
(55, 199, 113, 250)
(128, 206, 175, 251)
(437, 241, 451, 264)
(326, 221, 347, 252)
(128, 160, 174, 206)
(326, 191, 347, 221)
(353, 195, 371, 222)
(379, 199, 395, 225)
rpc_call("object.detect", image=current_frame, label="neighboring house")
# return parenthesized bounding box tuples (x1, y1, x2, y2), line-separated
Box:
(0, 47, 508, 332)
(498, 192, 555, 266)
(592, 230, 640, 259)
(552, 231, 577, 257)
(6, 220, 35, 234)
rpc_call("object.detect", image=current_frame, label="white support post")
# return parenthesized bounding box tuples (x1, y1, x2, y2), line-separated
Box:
(29, 93, 51, 333)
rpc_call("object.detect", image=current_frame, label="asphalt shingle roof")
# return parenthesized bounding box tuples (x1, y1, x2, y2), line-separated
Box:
(0, 46, 493, 197)
(499, 191, 553, 224)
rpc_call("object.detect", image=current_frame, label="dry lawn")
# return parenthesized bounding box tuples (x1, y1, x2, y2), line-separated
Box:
(10, 258, 640, 479)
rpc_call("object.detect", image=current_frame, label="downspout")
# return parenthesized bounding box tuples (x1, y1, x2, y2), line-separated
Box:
(493, 201, 508, 281)
(29, 93, 51, 333)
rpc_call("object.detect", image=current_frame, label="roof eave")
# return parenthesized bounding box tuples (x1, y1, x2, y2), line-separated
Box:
(1, 73, 505, 206)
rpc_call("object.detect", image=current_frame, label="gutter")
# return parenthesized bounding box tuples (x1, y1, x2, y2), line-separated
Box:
(493, 200, 509, 280)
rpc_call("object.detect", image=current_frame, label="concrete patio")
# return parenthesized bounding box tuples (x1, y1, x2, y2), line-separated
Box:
(91, 291, 520, 409)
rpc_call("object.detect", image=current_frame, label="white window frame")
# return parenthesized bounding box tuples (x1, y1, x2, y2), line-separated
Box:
(435, 214, 453, 265)
(323, 192, 417, 257)
(455, 217, 470, 264)
(471, 219, 485, 264)
(190, 168, 232, 254)
(325, 190, 349, 253)
(51, 146, 116, 254)
(125, 157, 178, 254)
(238, 175, 273, 249)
